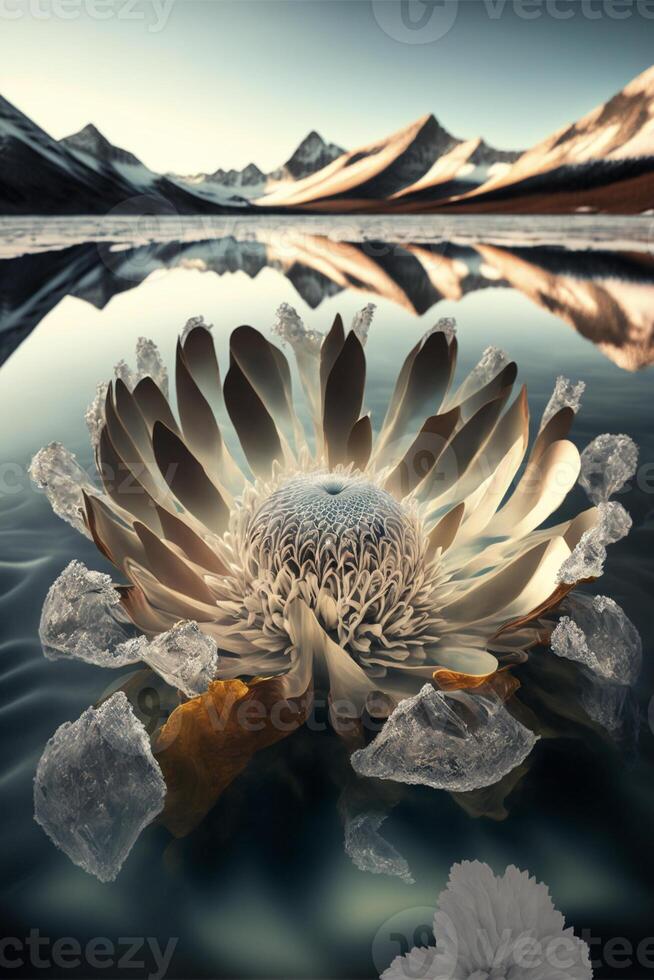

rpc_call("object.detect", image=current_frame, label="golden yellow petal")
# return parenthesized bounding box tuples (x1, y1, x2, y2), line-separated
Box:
(154, 674, 312, 838)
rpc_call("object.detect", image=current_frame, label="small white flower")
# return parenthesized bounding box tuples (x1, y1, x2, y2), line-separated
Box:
(382, 861, 593, 980)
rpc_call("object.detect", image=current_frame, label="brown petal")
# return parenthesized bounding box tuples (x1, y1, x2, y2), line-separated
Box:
(118, 583, 180, 634)
(133, 521, 218, 605)
(323, 330, 366, 467)
(377, 330, 451, 457)
(346, 415, 372, 471)
(104, 385, 161, 501)
(319, 313, 345, 405)
(124, 558, 220, 623)
(456, 362, 518, 424)
(156, 506, 229, 576)
(113, 378, 155, 464)
(427, 502, 465, 558)
(154, 673, 312, 837)
(223, 355, 284, 478)
(176, 340, 225, 479)
(530, 406, 575, 466)
(152, 421, 230, 534)
(132, 376, 179, 435)
(416, 394, 509, 504)
(182, 324, 223, 409)
(229, 325, 299, 449)
(98, 425, 158, 525)
(384, 406, 460, 496)
(83, 491, 147, 572)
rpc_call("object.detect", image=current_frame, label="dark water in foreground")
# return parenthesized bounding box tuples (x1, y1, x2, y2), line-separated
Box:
(1, 218, 654, 979)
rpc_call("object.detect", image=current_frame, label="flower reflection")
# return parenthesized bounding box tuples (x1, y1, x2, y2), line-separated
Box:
(382, 861, 592, 980)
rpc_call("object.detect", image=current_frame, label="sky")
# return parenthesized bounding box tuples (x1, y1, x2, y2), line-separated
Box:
(2, 0, 654, 175)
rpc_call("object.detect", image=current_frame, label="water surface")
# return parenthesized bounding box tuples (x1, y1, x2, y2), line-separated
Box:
(1, 217, 654, 979)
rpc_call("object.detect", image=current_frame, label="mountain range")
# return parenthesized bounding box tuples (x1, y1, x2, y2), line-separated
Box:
(1, 65, 653, 214)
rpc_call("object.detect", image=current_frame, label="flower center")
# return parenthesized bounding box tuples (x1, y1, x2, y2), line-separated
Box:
(247, 472, 412, 571)
(236, 472, 438, 659)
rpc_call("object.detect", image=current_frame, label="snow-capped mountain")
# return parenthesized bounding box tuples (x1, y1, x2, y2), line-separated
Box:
(208, 163, 266, 187)
(0, 97, 236, 214)
(391, 136, 521, 203)
(60, 123, 143, 168)
(257, 114, 462, 208)
(0, 95, 135, 214)
(173, 131, 345, 203)
(58, 121, 236, 211)
(482, 65, 654, 190)
(272, 130, 344, 180)
(433, 65, 654, 213)
(2, 65, 654, 215)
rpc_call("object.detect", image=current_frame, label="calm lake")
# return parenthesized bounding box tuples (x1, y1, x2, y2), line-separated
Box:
(1, 215, 654, 979)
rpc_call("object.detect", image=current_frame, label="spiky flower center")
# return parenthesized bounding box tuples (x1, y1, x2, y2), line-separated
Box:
(247, 473, 414, 577)
(215, 471, 445, 664)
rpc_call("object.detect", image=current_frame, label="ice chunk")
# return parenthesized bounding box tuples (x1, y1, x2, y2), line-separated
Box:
(39, 560, 140, 666)
(350, 685, 537, 793)
(474, 345, 509, 381)
(33, 692, 166, 882)
(551, 593, 642, 684)
(120, 621, 218, 697)
(40, 563, 218, 695)
(29, 443, 95, 536)
(344, 812, 413, 884)
(424, 316, 457, 344)
(557, 501, 631, 584)
(181, 314, 212, 346)
(579, 433, 638, 504)
(85, 381, 109, 450)
(113, 337, 168, 396)
(580, 676, 639, 740)
(272, 302, 322, 354)
(351, 303, 376, 345)
(540, 375, 585, 430)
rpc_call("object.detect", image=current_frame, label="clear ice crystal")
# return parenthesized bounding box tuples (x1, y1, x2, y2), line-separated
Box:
(29, 443, 94, 536)
(272, 302, 322, 354)
(112, 337, 168, 395)
(472, 345, 509, 384)
(181, 314, 213, 345)
(40, 563, 218, 695)
(557, 501, 632, 584)
(580, 676, 639, 739)
(551, 593, 642, 684)
(135, 337, 169, 396)
(351, 303, 376, 345)
(579, 433, 638, 504)
(85, 382, 109, 450)
(39, 560, 140, 666)
(120, 621, 219, 697)
(350, 684, 537, 793)
(424, 316, 457, 344)
(33, 692, 166, 882)
(344, 812, 414, 884)
(540, 375, 586, 430)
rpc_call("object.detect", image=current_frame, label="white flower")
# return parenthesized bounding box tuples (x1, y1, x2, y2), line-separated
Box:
(31, 311, 628, 716)
(382, 861, 592, 980)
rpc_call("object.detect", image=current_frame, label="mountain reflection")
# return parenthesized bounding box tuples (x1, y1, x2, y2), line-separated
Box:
(1, 232, 654, 370)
